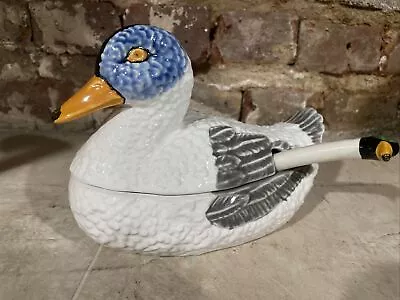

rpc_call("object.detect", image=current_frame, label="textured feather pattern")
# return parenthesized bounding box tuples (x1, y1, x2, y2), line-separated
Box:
(70, 98, 320, 194)
(98, 25, 188, 100)
(206, 165, 313, 229)
(285, 108, 324, 143)
(69, 163, 318, 256)
(209, 126, 290, 190)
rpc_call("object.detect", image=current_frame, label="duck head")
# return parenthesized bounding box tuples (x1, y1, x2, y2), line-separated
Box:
(53, 25, 189, 124)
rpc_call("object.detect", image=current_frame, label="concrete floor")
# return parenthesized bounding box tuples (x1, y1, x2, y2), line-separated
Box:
(0, 130, 399, 300)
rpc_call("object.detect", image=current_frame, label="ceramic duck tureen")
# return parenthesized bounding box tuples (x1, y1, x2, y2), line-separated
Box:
(53, 25, 399, 256)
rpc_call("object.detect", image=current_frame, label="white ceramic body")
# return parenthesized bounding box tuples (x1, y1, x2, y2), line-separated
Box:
(66, 58, 324, 256)
(69, 164, 318, 256)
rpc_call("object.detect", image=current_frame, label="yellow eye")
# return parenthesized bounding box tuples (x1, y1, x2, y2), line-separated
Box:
(126, 48, 149, 63)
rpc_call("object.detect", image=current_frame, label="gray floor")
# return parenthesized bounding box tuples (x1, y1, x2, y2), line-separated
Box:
(0, 131, 399, 300)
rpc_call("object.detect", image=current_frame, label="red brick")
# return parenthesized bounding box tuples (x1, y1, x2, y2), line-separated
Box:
(0, 44, 96, 83)
(0, 78, 76, 122)
(0, 46, 37, 81)
(212, 11, 299, 64)
(323, 80, 400, 131)
(124, 3, 211, 68)
(381, 30, 400, 75)
(386, 43, 400, 74)
(297, 21, 382, 74)
(191, 79, 242, 119)
(29, 0, 120, 55)
(243, 87, 323, 125)
(35, 54, 96, 85)
(0, 1, 31, 45)
(0, 50, 96, 124)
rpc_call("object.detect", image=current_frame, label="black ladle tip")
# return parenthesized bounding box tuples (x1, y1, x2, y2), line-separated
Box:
(391, 141, 399, 157)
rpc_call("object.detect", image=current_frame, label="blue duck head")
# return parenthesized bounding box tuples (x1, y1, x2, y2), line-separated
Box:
(96, 25, 188, 101)
(53, 25, 189, 124)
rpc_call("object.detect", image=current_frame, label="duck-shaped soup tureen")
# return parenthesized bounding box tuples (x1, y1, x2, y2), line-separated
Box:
(53, 25, 399, 256)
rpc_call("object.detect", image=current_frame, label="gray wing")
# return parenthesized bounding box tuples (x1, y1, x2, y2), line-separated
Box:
(209, 126, 290, 190)
(285, 107, 324, 143)
(206, 165, 313, 229)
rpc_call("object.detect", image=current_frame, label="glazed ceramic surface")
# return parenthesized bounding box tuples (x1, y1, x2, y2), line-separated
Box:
(69, 166, 317, 256)
(57, 25, 327, 255)
(70, 68, 317, 195)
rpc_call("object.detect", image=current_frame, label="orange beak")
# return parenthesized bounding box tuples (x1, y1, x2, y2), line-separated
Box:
(53, 76, 124, 124)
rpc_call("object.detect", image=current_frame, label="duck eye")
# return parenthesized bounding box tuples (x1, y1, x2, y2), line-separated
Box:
(126, 48, 149, 63)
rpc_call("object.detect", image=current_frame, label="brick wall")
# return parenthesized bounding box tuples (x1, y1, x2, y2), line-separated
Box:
(0, 0, 399, 135)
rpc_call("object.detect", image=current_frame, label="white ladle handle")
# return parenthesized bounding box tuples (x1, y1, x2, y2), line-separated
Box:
(273, 137, 399, 171)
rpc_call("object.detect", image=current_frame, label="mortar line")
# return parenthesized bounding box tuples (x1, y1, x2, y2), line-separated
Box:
(292, 16, 301, 66)
(25, 2, 34, 43)
(71, 244, 103, 300)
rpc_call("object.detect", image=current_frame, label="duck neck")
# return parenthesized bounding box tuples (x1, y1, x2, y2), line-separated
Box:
(92, 65, 194, 157)
(131, 65, 194, 134)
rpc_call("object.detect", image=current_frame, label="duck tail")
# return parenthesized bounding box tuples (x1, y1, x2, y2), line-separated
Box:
(286, 107, 325, 143)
